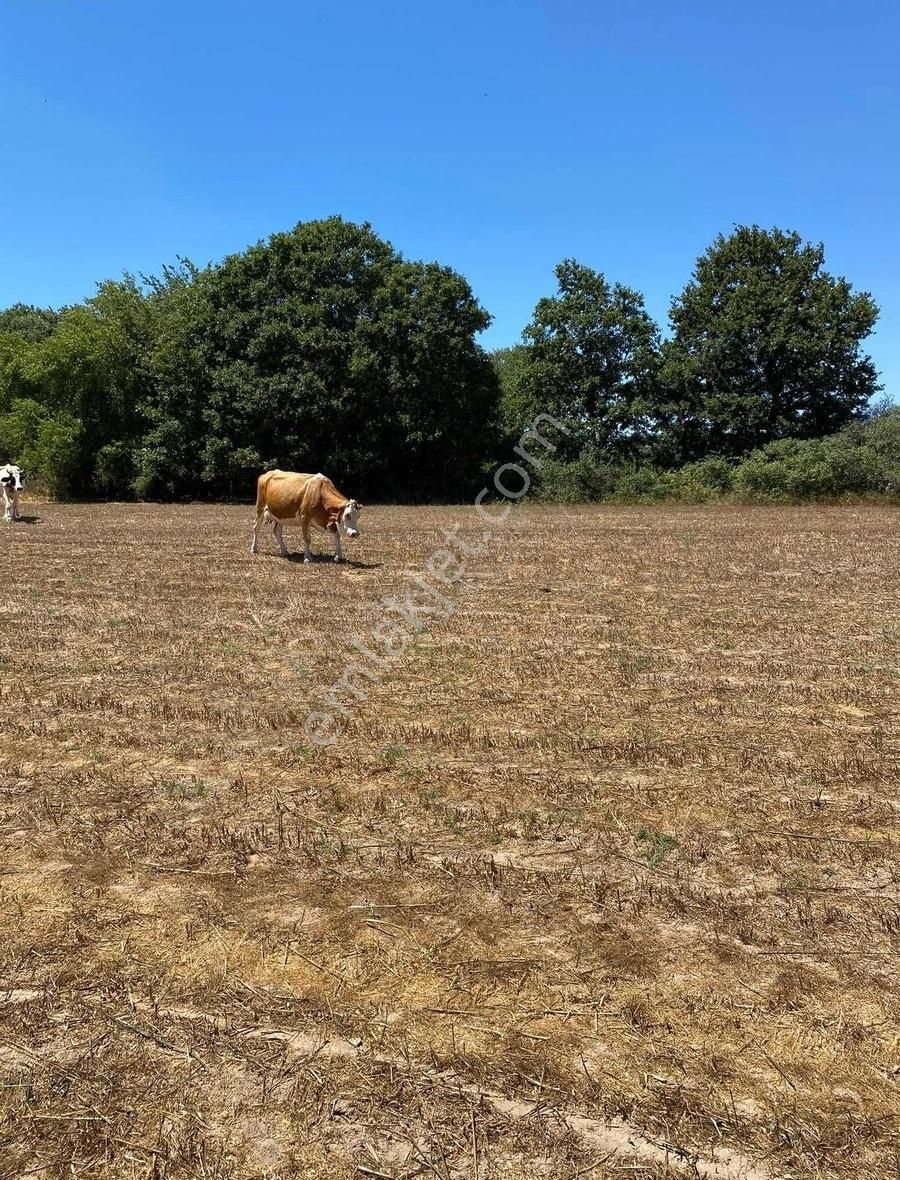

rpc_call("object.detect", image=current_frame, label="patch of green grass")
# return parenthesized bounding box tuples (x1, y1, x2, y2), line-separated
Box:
(516, 808, 543, 839)
(160, 778, 207, 801)
(418, 785, 444, 809)
(445, 808, 465, 834)
(635, 827, 678, 867)
(382, 743, 406, 767)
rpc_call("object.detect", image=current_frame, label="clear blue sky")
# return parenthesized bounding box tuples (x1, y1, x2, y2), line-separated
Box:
(2, 0, 898, 395)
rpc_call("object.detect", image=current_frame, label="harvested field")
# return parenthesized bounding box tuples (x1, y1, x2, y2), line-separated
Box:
(1, 500, 899, 1179)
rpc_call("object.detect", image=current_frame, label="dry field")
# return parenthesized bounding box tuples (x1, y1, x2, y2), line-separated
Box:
(1, 500, 899, 1179)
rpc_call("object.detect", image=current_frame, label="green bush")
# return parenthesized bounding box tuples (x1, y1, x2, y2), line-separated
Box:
(94, 441, 137, 498)
(536, 448, 617, 502)
(527, 409, 900, 505)
(733, 434, 876, 501)
(611, 464, 673, 503)
(858, 408, 900, 495)
(669, 457, 734, 502)
(27, 415, 83, 499)
(0, 398, 84, 498)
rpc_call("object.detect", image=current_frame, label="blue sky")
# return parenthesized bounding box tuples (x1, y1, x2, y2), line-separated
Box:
(2, 0, 898, 394)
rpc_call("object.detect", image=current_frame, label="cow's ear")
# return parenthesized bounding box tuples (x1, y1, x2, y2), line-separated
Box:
(355, 501, 363, 510)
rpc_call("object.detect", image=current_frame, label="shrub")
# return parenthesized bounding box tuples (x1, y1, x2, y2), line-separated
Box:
(611, 464, 673, 503)
(529, 410, 900, 505)
(536, 448, 617, 502)
(0, 399, 84, 498)
(733, 435, 875, 501)
(94, 441, 137, 498)
(28, 415, 83, 499)
(858, 407, 900, 495)
(669, 457, 734, 502)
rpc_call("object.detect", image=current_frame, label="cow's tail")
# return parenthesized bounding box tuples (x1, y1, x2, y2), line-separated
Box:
(255, 471, 271, 518)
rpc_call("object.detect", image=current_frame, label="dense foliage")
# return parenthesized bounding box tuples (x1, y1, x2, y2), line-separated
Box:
(535, 405, 900, 504)
(659, 226, 880, 463)
(0, 220, 888, 501)
(499, 261, 661, 462)
(0, 219, 498, 500)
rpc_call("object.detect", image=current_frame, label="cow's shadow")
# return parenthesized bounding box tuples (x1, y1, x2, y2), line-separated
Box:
(7, 514, 41, 525)
(283, 552, 382, 570)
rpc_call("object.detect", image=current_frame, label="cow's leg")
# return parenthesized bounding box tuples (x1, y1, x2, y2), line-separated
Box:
(251, 506, 273, 555)
(2, 489, 10, 523)
(333, 530, 343, 563)
(273, 522, 290, 557)
(250, 509, 264, 554)
(11, 491, 19, 521)
(301, 516, 313, 563)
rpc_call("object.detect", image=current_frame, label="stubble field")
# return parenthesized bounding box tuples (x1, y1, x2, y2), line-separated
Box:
(0, 500, 898, 1179)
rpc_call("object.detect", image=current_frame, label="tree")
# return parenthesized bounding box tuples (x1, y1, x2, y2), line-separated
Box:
(0, 398, 48, 459)
(133, 259, 209, 498)
(0, 307, 60, 415)
(659, 226, 880, 463)
(510, 261, 661, 462)
(13, 276, 159, 495)
(0, 304, 60, 343)
(0, 222, 501, 502)
(158, 216, 499, 500)
(490, 344, 532, 445)
(0, 398, 82, 498)
(0, 333, 33, 414)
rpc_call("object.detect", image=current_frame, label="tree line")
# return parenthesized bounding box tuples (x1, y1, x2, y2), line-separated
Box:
(0, 217, 888, 502)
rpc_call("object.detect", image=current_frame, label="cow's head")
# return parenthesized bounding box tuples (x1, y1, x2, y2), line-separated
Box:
(0, 465, 23, 492)
(340, 499, 362, 538)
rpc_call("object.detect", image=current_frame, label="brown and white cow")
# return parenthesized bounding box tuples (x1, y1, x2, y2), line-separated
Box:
(251, 470, 362, 562)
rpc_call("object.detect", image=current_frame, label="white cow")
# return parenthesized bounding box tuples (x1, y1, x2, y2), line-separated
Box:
(0, 464, 23, 522)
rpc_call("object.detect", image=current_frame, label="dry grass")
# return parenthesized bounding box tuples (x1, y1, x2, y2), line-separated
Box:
(1, 500, 899, 1179)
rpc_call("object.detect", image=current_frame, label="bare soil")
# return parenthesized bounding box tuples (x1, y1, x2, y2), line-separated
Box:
(1, 501, 898, 1178)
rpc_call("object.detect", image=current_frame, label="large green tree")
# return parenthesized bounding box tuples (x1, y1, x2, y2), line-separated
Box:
(0, 222, 501, 501)
(658, 225, 880, 463)
(15, 277, 158, 495)
(153, 216, 499, 499)
(506, 261, 661, 461)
